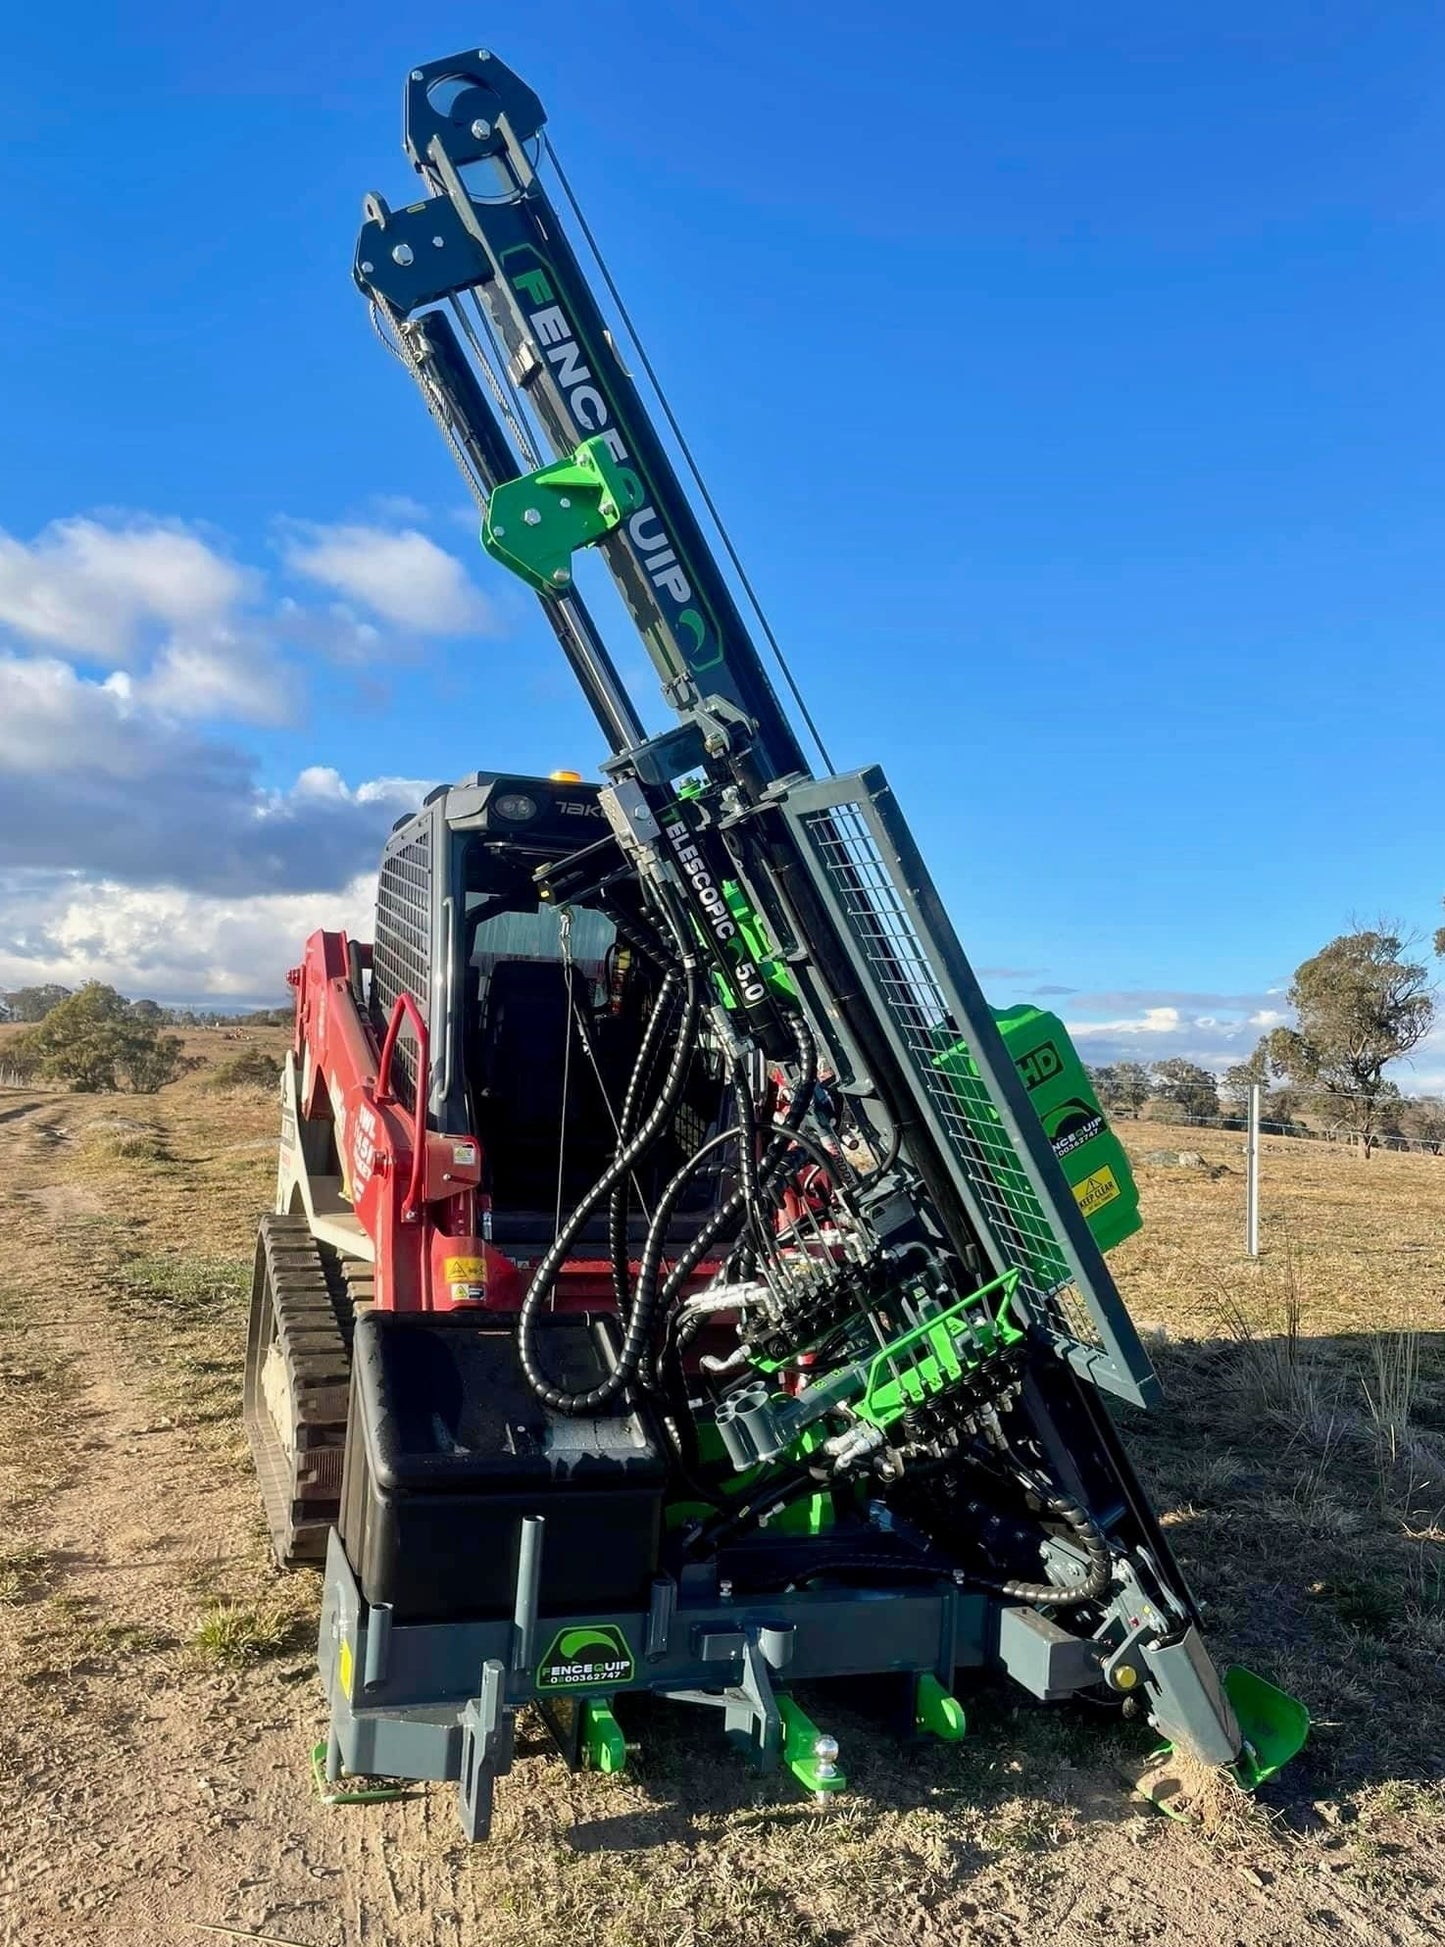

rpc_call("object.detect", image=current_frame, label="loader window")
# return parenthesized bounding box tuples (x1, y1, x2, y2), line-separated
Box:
(459, 842, 729, 1242)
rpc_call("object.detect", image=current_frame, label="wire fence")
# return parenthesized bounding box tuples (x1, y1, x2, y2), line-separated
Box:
(1130, 1108, 1445, 1159)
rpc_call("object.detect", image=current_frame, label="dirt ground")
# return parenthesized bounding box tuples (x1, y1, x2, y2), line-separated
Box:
(1, 1041, 1443, 1946)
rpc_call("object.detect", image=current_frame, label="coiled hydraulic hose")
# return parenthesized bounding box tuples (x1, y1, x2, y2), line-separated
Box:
(656, 1012, 818, 1312)
(958, 1465, 1112, 1609)
(517, 942, 702, 1414)
(606, 966, 680, 1317)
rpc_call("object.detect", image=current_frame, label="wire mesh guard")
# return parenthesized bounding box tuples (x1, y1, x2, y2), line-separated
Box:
(372, 828, 432, 1111)
(799, 801, 1104, 1356)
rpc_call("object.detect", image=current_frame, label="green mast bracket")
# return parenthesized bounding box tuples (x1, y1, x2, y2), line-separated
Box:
(482, 436, 641, 593)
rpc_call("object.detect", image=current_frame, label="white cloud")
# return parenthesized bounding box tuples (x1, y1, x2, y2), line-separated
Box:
(274, 596, 386, 666)
(0, 510, 491, 729)
(1067, 1005, 1182, 1039)
(1062, 992, 1287, 1073)
(0, 871, 381, 1004)
(0, 508, 482, 1002)
(0, 517, 248, 660)
(282, 523, 493, 635)
(138, 630, 298, 725)
(0, 652, 427, 895)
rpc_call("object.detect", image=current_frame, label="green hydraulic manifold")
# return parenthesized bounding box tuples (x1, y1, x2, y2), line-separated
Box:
(482, 436, 641, 593)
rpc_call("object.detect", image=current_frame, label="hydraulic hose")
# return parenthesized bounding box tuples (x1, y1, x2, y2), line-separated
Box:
(517, 944, 702, 1414)
(607, 967, 680, 1315)
(961, 1469, 1112, 1610)
(657, 1012, 818, 1312)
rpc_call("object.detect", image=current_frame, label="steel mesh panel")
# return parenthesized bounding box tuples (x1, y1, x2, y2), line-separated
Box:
(800, 802, 1102, 1352)
(372, 828, 431, 1111)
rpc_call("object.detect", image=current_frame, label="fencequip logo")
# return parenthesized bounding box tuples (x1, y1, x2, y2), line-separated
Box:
(501, 243, 720, 676)
(536, 1623, 635, 1691)
(1016, 1039, 1064, 1091)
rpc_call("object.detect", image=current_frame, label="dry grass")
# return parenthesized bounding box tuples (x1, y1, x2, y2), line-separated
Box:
(1113, 1123, 1445, 1831)
(2, 1057, 1444, 1937)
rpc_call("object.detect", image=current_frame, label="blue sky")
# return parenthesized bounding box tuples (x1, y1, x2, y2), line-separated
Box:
(1, 4, 1441, 1075)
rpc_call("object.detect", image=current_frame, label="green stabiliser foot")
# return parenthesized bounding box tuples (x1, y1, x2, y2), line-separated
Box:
(1223, 1664, 1310, 1790)
(914, 1672, 967, 1742)
(482, 436, 641, 592)
(580, 1697, 628, 1776)
(309, 1740, 412, 1807)
(777, 1695, 846, 1798)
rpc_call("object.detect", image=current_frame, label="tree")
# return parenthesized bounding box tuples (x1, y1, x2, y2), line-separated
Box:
(1221, 1046, 1269, 1119)
(1, 983, 74, 1023)
(11, 983, 189, 1094)
(1264, 927, 1435, 1156)
(1089, 1061, 1152, 1117)
(1150, 1058, 1220, 1121)
(1400, 1097, 1445, 1152)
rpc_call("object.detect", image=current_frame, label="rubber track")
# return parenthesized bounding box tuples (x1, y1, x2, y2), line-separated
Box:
(243, 1212, 354, 1567)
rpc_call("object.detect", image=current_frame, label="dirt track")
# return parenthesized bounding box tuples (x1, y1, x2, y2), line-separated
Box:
(1, 1069, 1442, 1946)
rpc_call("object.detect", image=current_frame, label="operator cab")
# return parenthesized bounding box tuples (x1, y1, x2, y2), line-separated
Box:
(371, 771, 729, 1250)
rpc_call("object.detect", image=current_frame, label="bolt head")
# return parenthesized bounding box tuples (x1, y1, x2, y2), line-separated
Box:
(558, 496, 571, 509)
(410, 69, 423, 80)
(477, 48, 492, 59)
(359, 261, 374, 275)
(492, 525, 506, 538)
(471, 118, 492, 140)
(522, 507, 542, 527)
(431, 235, 445, 248)
(550, 568, 570, 585)
(391, 243, 414, 267)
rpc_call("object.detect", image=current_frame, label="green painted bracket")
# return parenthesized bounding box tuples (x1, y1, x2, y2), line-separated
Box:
(858, 1268, 1022, 1430)
(308, 1740, 411, 1807)
(914, 1672, 967, 1742)
(777, 1694, 846, 1797)
(580, 1696, 628, 1775)
(482, 436, 641, 592)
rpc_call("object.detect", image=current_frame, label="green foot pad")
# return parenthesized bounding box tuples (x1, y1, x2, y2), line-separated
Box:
(309, 1740, 412, 1807)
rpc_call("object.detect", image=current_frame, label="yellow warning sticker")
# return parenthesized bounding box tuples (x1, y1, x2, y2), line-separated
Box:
(338, 1636, 354, 1698)
(444, 1256, 488, 1285)
(1074, 1166, 1121, 1218)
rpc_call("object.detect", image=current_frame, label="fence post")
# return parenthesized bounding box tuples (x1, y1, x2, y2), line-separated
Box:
(1246, 1083, 1261, 1259)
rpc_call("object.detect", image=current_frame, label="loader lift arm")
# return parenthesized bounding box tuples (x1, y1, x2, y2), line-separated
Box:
(305, 45, 1311, 1829)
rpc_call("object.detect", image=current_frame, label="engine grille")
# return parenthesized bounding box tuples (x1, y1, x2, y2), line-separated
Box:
(372, 825, 431, 1111)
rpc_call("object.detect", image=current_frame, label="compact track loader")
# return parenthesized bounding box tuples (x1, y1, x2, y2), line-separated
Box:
(243, 46, 1308, 1839)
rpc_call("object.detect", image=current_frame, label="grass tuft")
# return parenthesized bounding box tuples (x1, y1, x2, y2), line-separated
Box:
(83, 1118, 168, 1164)
(206, 1047, 283, 1093)
(190, 1600, 298, 1665)
(0, 1539, 54, 1604)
